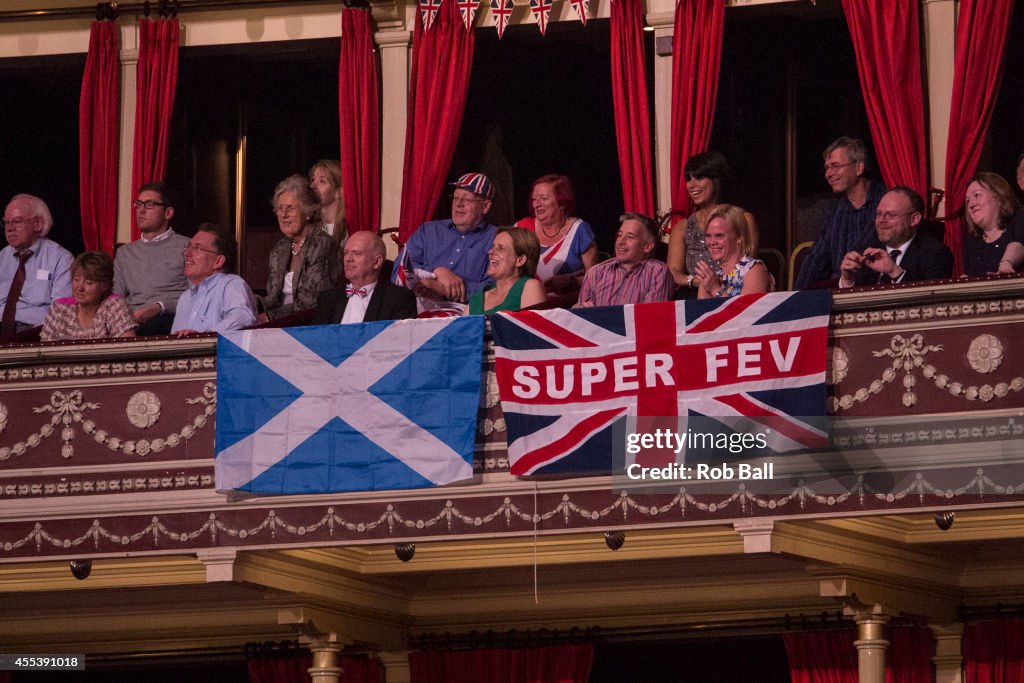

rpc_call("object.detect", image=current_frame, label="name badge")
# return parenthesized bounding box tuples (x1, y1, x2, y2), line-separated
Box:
(36, 269, 51, 281)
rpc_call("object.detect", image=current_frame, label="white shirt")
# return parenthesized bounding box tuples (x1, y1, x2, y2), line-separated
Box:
(341, 281, 377, 324)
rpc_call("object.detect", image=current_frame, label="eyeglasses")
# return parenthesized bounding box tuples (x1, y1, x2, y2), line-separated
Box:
(1, 216, 37, 228)
(875, 210, 916, 221)
(132, 200, 168, 211)
(274, 205, 300, 217)
(183, 243, 221, 256)
(450, 193, 486, 207)
(823, 161, 856, 173)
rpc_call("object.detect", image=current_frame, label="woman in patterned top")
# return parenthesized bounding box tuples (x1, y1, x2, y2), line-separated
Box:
(693, 204, 772, 299)
(41, 251, 137, 341)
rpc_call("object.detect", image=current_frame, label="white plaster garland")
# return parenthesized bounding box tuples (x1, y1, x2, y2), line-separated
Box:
(0, 383, 216, 461)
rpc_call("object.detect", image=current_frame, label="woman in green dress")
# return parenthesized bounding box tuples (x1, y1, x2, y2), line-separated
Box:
(467, 227, 546, 315)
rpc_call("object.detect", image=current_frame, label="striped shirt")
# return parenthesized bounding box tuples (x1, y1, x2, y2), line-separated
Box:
(578, 258, 674, 307)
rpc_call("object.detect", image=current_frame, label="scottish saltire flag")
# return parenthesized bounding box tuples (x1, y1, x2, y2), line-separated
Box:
(215, 317, 484, 494)
(490, 291, 831, 476)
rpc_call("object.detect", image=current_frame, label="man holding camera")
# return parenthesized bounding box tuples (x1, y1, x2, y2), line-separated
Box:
(838, 186, 953, 288)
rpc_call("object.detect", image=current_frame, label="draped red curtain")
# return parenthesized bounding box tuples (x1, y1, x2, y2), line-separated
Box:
(887, 625, 934, 683)
(964, 619, 1024, 683)
(248, 654, 381, 683)
(78, 20, 120, 255)
(610, 0, 654, 216)
(409, 645, 594, 683)
(339, 9, 381, 234)
(669, 0, 725, 219)
(396, 0, 475, 245)
(131, 17, 180, 240)
(841, 0, 927, 199)
(783, 630, 858, 683)
(942, 0, 1015, 276)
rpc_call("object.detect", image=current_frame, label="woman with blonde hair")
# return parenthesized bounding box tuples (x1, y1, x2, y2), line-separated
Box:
(693, 204, 771, 299)
(309, 159, 347, 244)
(468, 227, 546, 315)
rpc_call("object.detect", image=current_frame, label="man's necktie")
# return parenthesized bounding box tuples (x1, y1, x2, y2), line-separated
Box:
(346, 285, 368, 298)
(879, 249, 901, 284)
(1, 250, 33, 337)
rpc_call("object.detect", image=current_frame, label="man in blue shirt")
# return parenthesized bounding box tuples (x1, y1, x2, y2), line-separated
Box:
(795, 137, 886, 289)
(395, 172, 497, 305)
(171, 223, 257, 335)
(1, 194, 72, 337)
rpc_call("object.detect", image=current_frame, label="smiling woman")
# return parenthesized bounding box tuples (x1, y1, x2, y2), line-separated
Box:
(41, 252, 136, 341)
(467, 227, 546, 315)
(693, 204, 771, 299)
(962, 172, 1022, 277)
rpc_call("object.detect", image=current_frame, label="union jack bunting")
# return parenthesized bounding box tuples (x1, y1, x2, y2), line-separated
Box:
(529, 0, 553, 35)
(419, 0, 443, 31)
(490, 0, 514, 38)
(569, 0, 588, 25)
(457, 0, 481, 30)
(490, 291, 831, 476)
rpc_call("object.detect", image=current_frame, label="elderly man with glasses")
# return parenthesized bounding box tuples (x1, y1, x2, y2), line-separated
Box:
(795, 136, 887, 289)
(393, 172, 497, 310)
(113, 181, 191, 335)
(171, 222, 256, 336)
(0, 193, 72, 338)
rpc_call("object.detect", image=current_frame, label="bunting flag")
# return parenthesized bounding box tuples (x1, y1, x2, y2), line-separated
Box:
(419, 0, 443, 30)
(457, 0, 481, 30)
(530, 0, 553, 35)
(569, 0, 589, 25)
(490, 0, 514, 38)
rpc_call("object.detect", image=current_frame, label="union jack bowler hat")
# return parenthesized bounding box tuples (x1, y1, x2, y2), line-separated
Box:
(451, 172, 494, 200)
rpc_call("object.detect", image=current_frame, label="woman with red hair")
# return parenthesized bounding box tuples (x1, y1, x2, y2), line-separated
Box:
(516, 174, 598, 289)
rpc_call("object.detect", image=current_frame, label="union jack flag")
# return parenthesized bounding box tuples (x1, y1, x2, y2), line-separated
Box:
(569, 0, 588, 25)
(529, 0, 553, 35)
(419, 0, 443, 31)
(457, 0, 481, 30)
(490, 291, 831, 476)
(490, 0, 514, 38)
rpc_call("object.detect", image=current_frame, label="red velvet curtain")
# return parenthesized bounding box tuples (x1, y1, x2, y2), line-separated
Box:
(942, 0, 1015, 276)
(339, 9, 381, 234)
(409, 645, 594, 683)
(397, 0, 475, 244)
(248, 654, 381, 683)
(669, 0, 725, 219)
(78, 20, 120, 255)
(131, 17, 180, 240)
(783, 630, 858, 683)
(887, 625, 933, 683)
(964, 619, 1024, 683)
(610, 0, 654, 216)
(841, 0, 927, 199)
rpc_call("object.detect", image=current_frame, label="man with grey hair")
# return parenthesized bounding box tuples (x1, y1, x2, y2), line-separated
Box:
(795, 136, 886, 289)
(0, 194, 72, 337)
(577, 212, 673, 307)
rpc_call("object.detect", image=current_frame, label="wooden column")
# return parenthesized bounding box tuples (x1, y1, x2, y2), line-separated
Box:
(852, 610, 890, 683)
(117, 22, 140, 246)
(304, 633, 343, 683)
(933, 624, 963, 683)
(379, 650, 411, 683)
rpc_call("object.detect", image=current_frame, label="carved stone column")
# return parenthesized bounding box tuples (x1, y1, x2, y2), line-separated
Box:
(852, 610, 890, 683)
(303, 633, 343, 683)
(379, 650, 411, 683)
(932, 624, 963, 683)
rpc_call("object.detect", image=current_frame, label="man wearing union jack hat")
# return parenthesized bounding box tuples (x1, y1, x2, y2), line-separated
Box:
(394, 172, 497, 305)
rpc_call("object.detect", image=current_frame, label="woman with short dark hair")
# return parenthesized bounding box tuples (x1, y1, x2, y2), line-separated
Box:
(42, 252, 137, 340)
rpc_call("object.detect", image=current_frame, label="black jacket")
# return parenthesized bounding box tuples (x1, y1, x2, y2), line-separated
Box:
(853, 231, 954, 286)
(313, 274, 417, 325)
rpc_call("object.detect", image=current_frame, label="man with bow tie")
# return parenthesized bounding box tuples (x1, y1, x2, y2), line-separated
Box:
(314, 231, 417, 325)
(838, 186, 953, 288)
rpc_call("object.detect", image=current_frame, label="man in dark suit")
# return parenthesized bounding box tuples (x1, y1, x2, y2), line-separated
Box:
(314, 231, 417, 324)
(838, 186, 953, 288)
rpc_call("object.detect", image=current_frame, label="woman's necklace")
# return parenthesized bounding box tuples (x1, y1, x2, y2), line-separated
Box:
(540, 217, 566, 240)
(291, 236, 306, 256)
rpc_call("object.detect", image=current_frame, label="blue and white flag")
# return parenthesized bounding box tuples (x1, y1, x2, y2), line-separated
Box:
(215, 317, 484, 494)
